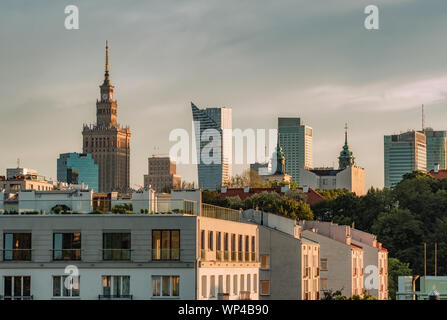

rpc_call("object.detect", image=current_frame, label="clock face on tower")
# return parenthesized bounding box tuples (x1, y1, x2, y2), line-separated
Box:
(102, 93, 108, 100)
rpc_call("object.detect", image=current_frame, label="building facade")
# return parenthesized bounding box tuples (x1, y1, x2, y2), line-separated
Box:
(143, 156, 181, 193)
(241, 210, 320, 300)
(191, 103, 232, 190)
(1, 174, 54, 193)
(384, 131, 426, 188)
(423, 129, 447, 171)
(0, 214, 259, 300)
(300, 166, 365, 196)
(57, 153, 99, 192)
(278, 117, 313, 185)
(82, 41, 131, 193)
(299, 221, 364, 298)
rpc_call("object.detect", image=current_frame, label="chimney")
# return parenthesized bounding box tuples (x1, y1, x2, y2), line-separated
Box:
(434, 163, 440, 173)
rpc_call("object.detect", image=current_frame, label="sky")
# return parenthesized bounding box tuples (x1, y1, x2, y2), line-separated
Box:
(1, 0, 447, 189)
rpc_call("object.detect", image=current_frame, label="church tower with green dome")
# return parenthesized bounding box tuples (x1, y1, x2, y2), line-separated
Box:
(338, 123, 355, 169)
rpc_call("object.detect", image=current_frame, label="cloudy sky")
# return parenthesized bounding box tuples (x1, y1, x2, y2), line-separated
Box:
(1, 0, 447, 189)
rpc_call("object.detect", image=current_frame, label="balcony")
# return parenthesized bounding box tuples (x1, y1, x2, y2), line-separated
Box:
(98, 295, 133, 300)
(2, 249, 32, 261)
(151, 248, 180, 261)
(52, 249, 81, 261)
(239, 291, 251, 300)
(102, 249, 132, 261)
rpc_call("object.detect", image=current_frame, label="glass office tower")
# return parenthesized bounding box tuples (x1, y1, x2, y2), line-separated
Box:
(191, 103, 232, 190)
(278, 117, 313, 185)
(384, 131, 426, 188)
(423, 129, 447, 171)
(57, 153, 99, 192)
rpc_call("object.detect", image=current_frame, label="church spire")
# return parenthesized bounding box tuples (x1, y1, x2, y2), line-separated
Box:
(338, 122, 355, 169)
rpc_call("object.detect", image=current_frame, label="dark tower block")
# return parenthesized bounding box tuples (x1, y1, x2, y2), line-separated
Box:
(82, 41, 131, 193)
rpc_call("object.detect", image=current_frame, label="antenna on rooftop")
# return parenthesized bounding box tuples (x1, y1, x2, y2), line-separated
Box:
(422, 104, 425, 133)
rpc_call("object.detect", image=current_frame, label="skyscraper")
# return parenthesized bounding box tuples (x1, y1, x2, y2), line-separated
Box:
(191, 103, 232, 190)
(278, 117, 313, 185)
(57, 153, 99, 192)
(384, 131, 426, 188)
(82, 41, 131, 193)
(423, 128, 447, 171)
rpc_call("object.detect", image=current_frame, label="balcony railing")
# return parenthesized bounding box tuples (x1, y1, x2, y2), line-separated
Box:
(98, 295, 133, 300)
(223, 250, 229, 261)
(251, 252, 256, 261)
(238, 251, 243, 261)
(201, 203, 240, 222)
(2, 249, 32, 261)
(1, 295, 33, 300)
(102, 249, 132, 261)
(245, 252, 250, 261)
(151, 248, 180, 261)
(52, 249, 81, 261)
(240, 291, 251, 300)
(231, 251, 237, 261)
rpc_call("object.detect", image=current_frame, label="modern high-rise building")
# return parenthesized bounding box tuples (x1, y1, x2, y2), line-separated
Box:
(191, 103, 232, 190)
(57, 153, 99, 192)
(423, 128, 447, 171)
(82, 41, 131, 193)
(278, 118, 313, 185)
(143, 156, 181, 193)
(384, 131, 426, 188)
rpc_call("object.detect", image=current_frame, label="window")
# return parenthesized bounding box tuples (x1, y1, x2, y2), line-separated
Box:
(238, 235, 243, 260)
(247, 274, 251, 292)
(253, 274, 257, 293)
(260, 280, 270, 295)
(233, 275, 238, 295)
(251, 236, 256, 260)
(152, 230, 180, 260)
(102, 276, 130, 298)
(103, 233, 131, 260)
(240, 274, 245, 292)
(201, 276, 207, 298)
(261, 255, 270, 269)
(217, 232, 222, 251)
(3, 276, 31, 300)
(226, 275, 231, 294)
(218, 275, 223, 294)
(208, 231, 213, 251)
(321, 278, 328, 290)
(53, 276, 80, 297)
(152, 276, 180, 297)
(210, 275, 216, 297)
(3, 233, 31, 261)
(320, 258, 328, 270)
(245, 236, 249, 260)
(53, 233, 81, 260)
(201, 230, 205, 250)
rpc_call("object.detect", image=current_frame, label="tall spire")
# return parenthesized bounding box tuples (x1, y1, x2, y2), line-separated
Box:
(344, 122, 348, 145)
(104, 40, 110, 84)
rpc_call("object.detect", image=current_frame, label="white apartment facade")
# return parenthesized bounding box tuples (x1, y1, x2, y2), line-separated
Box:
(0, 213, 259, 300)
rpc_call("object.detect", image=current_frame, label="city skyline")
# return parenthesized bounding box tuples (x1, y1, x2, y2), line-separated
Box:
(1, 1, 447, 189)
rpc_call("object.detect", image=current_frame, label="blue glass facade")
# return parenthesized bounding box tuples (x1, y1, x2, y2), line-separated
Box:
(57, 153, 99, 192)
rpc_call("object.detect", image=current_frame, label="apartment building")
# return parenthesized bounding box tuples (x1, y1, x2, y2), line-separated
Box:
(143, 156, 181, 193)
(350, 228, 388, 299)
(241, 210, 320, 300)
(0, 210, 259, 300)
(299, 220, 364, 298)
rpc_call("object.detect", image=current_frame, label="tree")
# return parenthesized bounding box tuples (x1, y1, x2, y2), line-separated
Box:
(388, 257, 412, 300)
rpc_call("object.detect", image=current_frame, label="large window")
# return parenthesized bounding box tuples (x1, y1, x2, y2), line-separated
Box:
(103, 233, 131, 260)
(208, 231, 213, 251)
(152, 230, 180, 260)
(102, 276, 130, 298)
(3, 276, 31, 300)
(53, 276, 80, 297)
(260, 280, 270, 296)
(53, 233, 81, 260)
(3, 233, 31, 261)
(152, 276, 179, 297)
(320, 258, 328, 271)
(261, 255, 270, 269)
